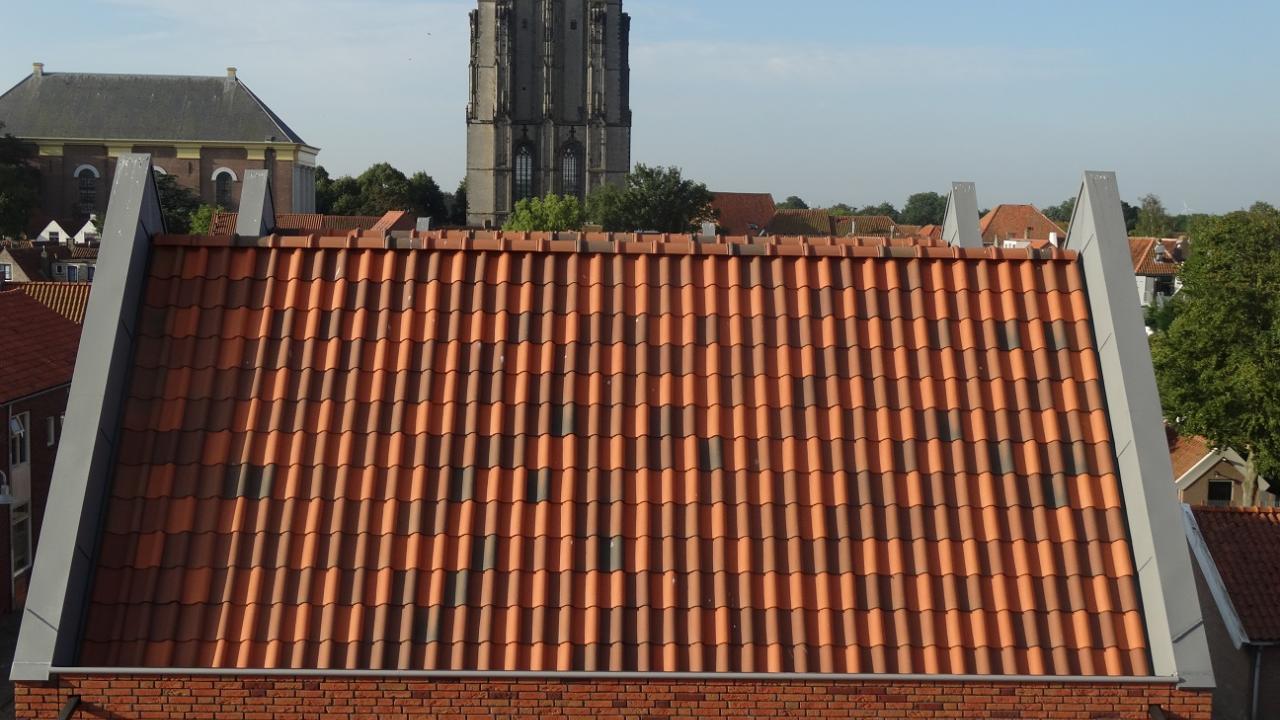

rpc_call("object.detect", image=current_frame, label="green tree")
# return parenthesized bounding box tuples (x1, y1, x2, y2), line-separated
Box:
(449, 179, 468, 226)
(857, 202, 900, 221)
(1152, 204, 1280, 505)
(315, 166, 335, 214)
(900, 191, 948, 226)
(1134, 194, 1173, 237)
(154, 173, 201, 233)
(407, 171, 446, 223)
(188, 204, 222, 234)
(327, 176, 364, 215)
(777, 196, 809, 210)
(0, 123, 39, 239)
(1042, 198, 1077, 224)
(826, 203, 856, 217)
(354, 163, 412, 214)
(586, 165, 714, 233)
(503, 193, 586, 232)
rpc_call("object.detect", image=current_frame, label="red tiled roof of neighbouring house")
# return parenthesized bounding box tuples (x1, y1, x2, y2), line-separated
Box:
(980, 205, 1065, 244)
(1168, 433, 1212, 480)
(918, 224, 943, 240)
(79, 228, 1153, 677)
(1189, 507, 1280, 642)
(710, 193, 775, 236)
(208, 212, 389, 236)
(833, 215, 896, 237)
(370, 210, 413, 233)
(1129, 237, 1184, 277)
(10, 281, 93, 324)
(0, 289, 82, 403)
(766, 208, 835, 236)
(69, 246, 99, 260)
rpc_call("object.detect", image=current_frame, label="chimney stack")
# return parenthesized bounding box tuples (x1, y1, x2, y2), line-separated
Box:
(32, 62, 44, 78)
(226, 67, 238, 80)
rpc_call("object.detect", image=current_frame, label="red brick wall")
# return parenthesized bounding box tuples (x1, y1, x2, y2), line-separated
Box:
(14, 676, 1213, 719)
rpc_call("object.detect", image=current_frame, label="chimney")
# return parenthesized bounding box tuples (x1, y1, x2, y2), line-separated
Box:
(32, 62, 44, 78)
(226, 67, 238, 81)
(1049, 231, 1059, 247)
(700, 222, 717, 239)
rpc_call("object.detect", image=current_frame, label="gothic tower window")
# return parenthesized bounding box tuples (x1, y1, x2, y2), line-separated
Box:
(514, 144, 535, 202)
(75, 165, 100, 215)
(212, 168, 238, 208)
(561, 144, 580, 198)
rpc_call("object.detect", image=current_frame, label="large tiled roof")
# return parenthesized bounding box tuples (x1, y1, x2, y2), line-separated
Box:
(1190, 507, 1280, 642)
(766, 209, 835, 236)
(1129, 238, 1183, 277)
(980, 206, 1065, 244)
(833, 216, 897, 237)
(209, 212, 388, 236)
(0, 71, 306, 145)
(0, 289, 81, 403)
(9, 281, 92, 324)
(710, 193, 775, 236)
(81, 230, 1151, 677)
(1168, 433, 1212, 480)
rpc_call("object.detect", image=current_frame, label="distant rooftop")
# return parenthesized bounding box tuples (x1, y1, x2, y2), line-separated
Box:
(0, 64, 309, 146)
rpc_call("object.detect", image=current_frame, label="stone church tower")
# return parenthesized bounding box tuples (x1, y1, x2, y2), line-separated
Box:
(466, 0, 632, 227)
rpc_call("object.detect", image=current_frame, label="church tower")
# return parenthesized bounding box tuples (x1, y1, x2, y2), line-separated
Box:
(466, 0, 632, 227)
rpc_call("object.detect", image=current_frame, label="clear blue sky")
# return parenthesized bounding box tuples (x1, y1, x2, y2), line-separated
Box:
(3, 0, 1278, 213)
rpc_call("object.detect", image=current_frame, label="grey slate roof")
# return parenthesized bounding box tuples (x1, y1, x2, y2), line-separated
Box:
(0, 71, 307, 145)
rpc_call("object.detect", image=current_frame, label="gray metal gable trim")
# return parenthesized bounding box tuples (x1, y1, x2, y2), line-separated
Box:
(1063, 171, 1215, 689)
(11, 154, 162, 682)
(941, 182, 982, 248)
(1181, 505, 1252, 649)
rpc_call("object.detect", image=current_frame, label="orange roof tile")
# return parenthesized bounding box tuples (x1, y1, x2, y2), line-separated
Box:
(710, 193, 775, 236)
(80, 229, 1149, 677)
(1190, 507, 1280, 642)
(980, 205, 1065, 245)
(1129, 237, 1183, 277)
(209, 212, 388, 236)
(0, 289, 82, 403)
(9, 281, 92, 324)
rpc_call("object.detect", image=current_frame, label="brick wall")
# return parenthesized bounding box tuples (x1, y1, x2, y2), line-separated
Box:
(14, 676, 1213, 719)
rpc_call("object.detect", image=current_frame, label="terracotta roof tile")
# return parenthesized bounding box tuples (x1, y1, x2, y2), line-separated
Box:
(9, 281, 92, 323)
(80, 229, 1147, 676)
(209, 212, 389, 236)
(980, 205, 1065, 245)
(1190, 507, 1280, 642)
(710, 193, 775, 236)
(1129, 237, 1183, 277)
(0, 289, 82, 403)
(1168, 433, 1212, 480)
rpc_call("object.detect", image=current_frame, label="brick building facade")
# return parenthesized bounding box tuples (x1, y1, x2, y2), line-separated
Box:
(0, 64, 318, 235)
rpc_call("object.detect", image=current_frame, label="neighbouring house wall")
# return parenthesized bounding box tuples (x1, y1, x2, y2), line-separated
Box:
(3, 386, 71, 614)
(0, 249, 36, 282)
(1181, 459, 1278, 508)
(15, 676, 1213, 719)
(1192, 554, 1280, 719)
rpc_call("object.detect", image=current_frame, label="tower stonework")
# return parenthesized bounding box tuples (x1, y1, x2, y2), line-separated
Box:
(466, 0, 632, 227)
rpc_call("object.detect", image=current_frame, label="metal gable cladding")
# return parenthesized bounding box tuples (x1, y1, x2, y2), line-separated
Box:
(76, 229, 1152, 677)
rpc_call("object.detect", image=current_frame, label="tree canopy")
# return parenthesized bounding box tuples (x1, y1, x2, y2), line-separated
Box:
(0, 123, 39, 239)
(1151, 204, 1280, 504)
(586, 165, 714, 233)
(1134, 193, 1173, 237)
(154, 173, 202, 234)
(314, 163, 447, 223)
(777, 196, 809, 210)
(1042, 198, 1076, 224)
(900, 192, 947, 226)
(503, 193, 586, 232)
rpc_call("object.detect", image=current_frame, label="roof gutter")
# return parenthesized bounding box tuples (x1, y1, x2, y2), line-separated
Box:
(44, 667, 1184, 684)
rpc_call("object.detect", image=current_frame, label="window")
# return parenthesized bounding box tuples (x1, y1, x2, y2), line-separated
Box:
(45, 416, 56, 447)
(8, 413, 29, 467)
(11, 501, 32, 577)
(561, 145, 581, 198)
(66, 265, 78, 282)
(48, 231, 60, 244)
(53, 264, 64, 277)
(77, 167, 98, 213)
(213, 168, 238, 207)
(1207, 480, 1234, 507)
(0, 264, 10, 281)
(87, 265, 95, 282)
(513, 144, 535, 202)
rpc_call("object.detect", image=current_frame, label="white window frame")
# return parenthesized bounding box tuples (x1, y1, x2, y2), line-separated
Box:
(0, 263, 11, 281)
(45, 416, 56, 447)
(8, 413, 29, 467)
(1206, 479, 1234, 507)
(11, 501, 32, 578)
